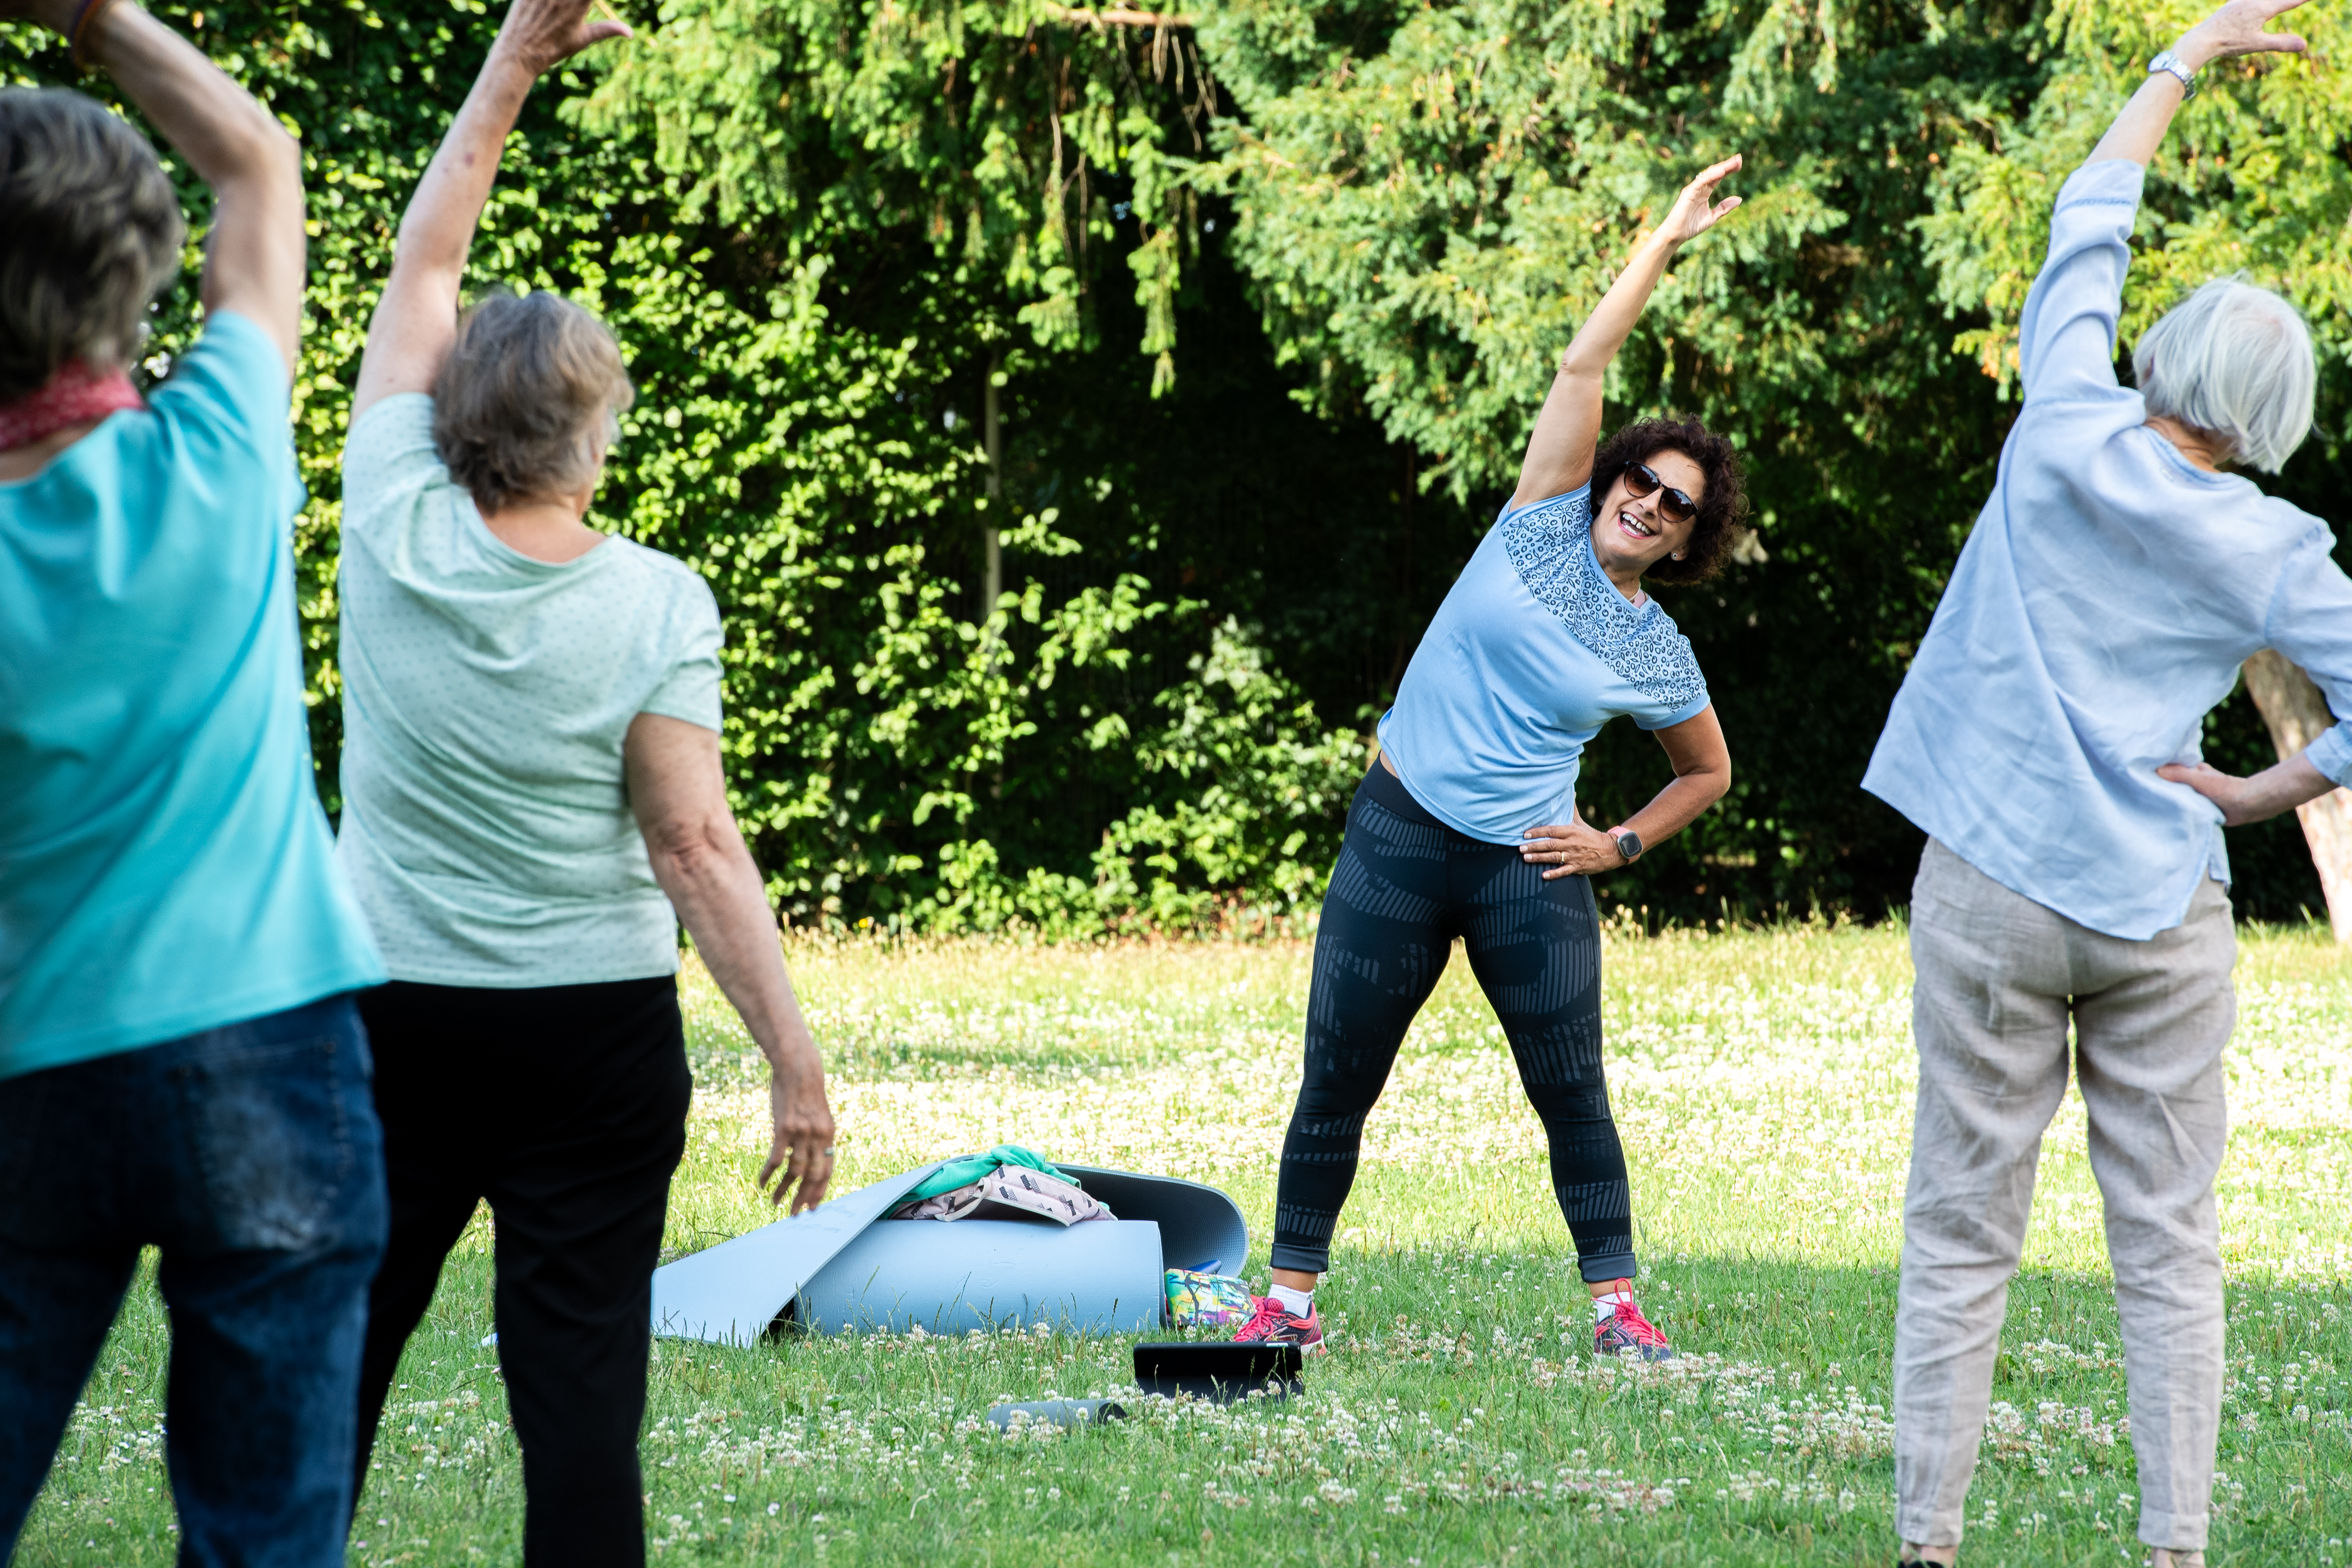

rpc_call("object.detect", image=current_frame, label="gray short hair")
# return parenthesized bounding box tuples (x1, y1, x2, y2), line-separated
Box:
(0, 88, 185, 399)
(2132, 275, 2315, 474)
(433, 290, 634, 512)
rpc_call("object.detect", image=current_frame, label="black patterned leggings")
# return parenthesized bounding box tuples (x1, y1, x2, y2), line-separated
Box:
(1269, 762, 1636, 1284)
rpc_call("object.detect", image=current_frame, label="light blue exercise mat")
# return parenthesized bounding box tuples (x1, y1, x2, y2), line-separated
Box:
(650, 1161, 1249, 1345)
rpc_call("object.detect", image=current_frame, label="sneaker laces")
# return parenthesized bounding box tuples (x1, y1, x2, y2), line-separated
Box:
(1605, 1298, 1670, 1349)
(1237, 1296, 1294, 1337)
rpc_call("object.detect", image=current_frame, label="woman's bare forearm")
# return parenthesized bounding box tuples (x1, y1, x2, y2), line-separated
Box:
(2089, 0, 2309, 168)
(67, 4, 305, 367)
(352, 0, 628, 412)
(2086, 70, 2187, 168)
(1560, 233, 1679, 382)
(352, 52, 537, 412)
(652, 827, 819, 1071)
(1510, 156, 1741, 511)
(2157, 753, 2333, 827)
(393, 57, 536, 282)
(1618, 767, 1730, 851)
(1511, 235, 1678, 508)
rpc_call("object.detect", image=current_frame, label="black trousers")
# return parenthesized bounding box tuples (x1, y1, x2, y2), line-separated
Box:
(1270, 763, 1637, 1284)
(351, 976, 690, 1567)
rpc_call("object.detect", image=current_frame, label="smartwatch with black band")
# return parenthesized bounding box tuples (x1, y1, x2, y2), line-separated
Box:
(1612, 828, 1643, 864)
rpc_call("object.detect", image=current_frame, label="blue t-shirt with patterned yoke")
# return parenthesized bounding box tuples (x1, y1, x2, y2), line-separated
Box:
(1376, 485, 1712, 845)
(0, 312, 386, 1078)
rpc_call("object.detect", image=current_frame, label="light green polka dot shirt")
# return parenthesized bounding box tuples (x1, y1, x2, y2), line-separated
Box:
(334, 395, 723, 988)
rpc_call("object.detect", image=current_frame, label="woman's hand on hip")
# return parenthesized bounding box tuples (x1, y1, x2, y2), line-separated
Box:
(1521, 819, 1626, 880)
(759, 1052, 837, 1214)
(2159, 753, 2333, 826)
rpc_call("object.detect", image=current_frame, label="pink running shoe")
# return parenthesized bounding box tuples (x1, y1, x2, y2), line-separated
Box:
(1592, 1287, 1676, 1362)
(1233, 1295, 1325, 1355)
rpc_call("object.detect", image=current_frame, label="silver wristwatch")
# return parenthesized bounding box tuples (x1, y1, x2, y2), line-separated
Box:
(2148, 50, 2199, 100)
(1612, 829, 1643, 864)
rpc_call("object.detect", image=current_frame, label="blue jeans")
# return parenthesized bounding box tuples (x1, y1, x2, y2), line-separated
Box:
(0, 995, 387, 1567)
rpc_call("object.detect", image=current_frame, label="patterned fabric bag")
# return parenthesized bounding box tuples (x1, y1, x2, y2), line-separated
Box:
(892, 1165, 1112, 1225)
(1164, 1268, 1253, 1328)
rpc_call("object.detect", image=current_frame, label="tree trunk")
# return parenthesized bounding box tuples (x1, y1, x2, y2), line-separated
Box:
(2240, 649, 2352, 942)
(982, 355, 1003, 626)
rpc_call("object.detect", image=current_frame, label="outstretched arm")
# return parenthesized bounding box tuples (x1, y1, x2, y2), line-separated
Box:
(2087, 0, 2308, 170)
(1509, 155, 1743, 512)
(625, 713, 837, 1213)
(5, 0, 306, 371)
(351, 0, 628, 420)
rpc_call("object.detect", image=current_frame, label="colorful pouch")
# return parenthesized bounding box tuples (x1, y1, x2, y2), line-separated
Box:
(1164, 1268, 1253, 1328)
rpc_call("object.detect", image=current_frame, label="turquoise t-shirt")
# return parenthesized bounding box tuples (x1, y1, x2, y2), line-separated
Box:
(0, 313, 387, 1078)
(1377, 484, 1712, 844)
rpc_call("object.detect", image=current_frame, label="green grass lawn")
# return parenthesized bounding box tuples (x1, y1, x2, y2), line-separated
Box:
(21, 920, 2352, 1565)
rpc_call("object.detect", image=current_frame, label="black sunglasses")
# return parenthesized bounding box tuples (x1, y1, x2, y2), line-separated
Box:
(1621, 461, 1698, 525)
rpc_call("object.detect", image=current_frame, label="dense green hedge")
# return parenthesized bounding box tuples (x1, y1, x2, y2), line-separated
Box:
(9, 0, 2342, 931)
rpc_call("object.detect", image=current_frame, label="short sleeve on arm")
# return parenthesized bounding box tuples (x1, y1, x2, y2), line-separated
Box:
(639, 576, 724, 731)
(145, 311, 301, 525)
(153, 312, 290, 435)
(340, 394, 450, 540)
(1498, 483, 1591, 527)
(1634, 690, 1713, 732)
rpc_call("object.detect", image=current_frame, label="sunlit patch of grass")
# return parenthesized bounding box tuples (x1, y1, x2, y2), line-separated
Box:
(21, 921, 2352, 1564)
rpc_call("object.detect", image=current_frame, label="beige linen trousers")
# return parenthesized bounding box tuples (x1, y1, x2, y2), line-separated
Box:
(1895, 839, 2233, 1552)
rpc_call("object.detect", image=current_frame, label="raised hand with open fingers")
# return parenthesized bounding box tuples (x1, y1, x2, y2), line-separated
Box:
(492, 0, 632, 77)
(1655, 154, 1744, 247)
(2177, 0, 2311, 66)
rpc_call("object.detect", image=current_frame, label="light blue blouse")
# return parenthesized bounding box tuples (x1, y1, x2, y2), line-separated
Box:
(1863, 158, 2352, 940)
(1377, 485, 1712, 845)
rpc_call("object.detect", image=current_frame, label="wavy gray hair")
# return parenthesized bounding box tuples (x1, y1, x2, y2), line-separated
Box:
(0, 89, 185, 399)
(433, 290, 633, 513)
(2132, 275, 2315, 474)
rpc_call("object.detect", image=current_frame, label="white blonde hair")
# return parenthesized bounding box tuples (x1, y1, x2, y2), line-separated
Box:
(2132, 275, 2316, 474)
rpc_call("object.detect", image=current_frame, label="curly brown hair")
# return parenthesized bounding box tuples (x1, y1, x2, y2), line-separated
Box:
(1588, 415, 1749, 586)
(0, 89, 185, 399)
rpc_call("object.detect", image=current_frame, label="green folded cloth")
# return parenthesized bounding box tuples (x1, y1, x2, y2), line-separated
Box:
(906, 1143, 1075, 1202)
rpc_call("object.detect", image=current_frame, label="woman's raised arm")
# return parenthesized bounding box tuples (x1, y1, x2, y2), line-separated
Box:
(2086, 0, 2307, 170)
(4, 0, 307, 371)
(351, 0, 628, 419)
(1508, 154, 1743, 512)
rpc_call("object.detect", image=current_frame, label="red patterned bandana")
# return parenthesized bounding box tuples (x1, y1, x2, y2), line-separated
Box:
(0, 362, 146, 453)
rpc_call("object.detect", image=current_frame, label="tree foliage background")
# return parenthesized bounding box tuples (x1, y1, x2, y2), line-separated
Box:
(9, 0, 2347, 931)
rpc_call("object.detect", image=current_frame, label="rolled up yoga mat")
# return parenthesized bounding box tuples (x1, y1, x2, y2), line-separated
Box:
(650, 1160, 1249, 1345)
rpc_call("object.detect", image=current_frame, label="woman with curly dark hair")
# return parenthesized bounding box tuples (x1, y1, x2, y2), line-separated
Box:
(1236, 156, 1747, 1362)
